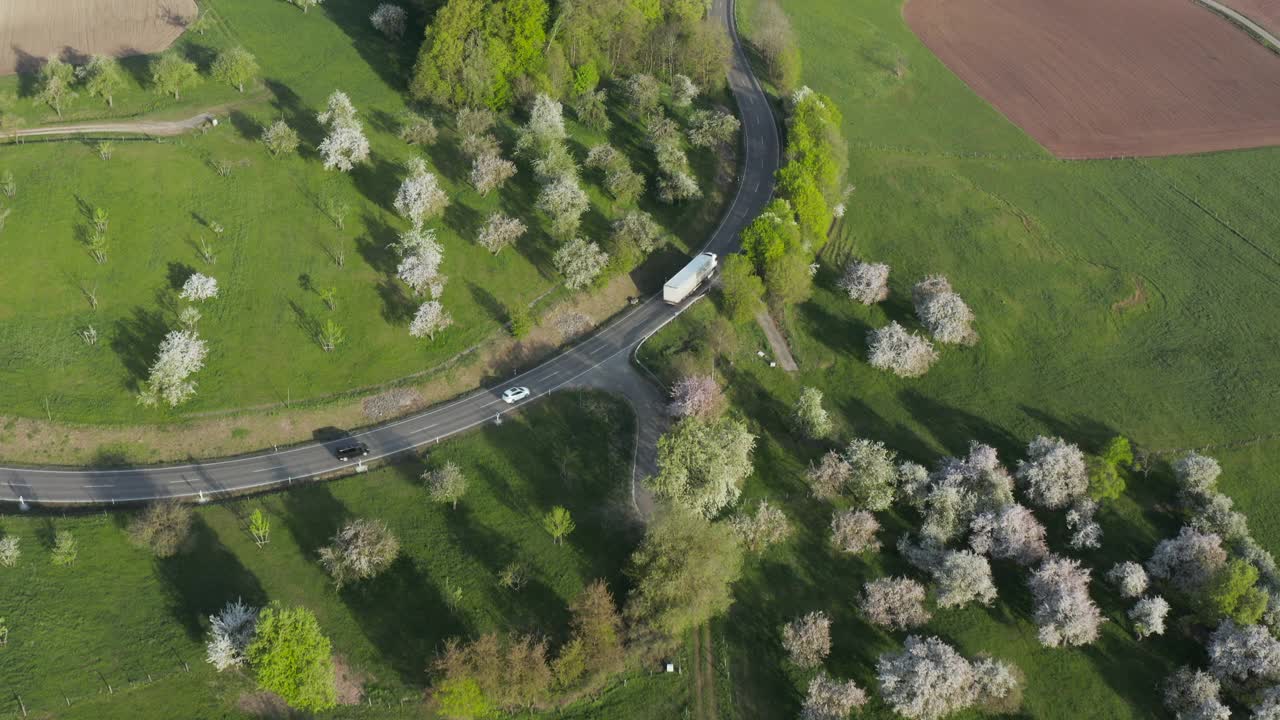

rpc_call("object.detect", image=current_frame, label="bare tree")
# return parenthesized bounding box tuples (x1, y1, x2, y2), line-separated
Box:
(318, 519, 400, 588)
(668, 374, 725, 419)
(806, 451, 852, 500)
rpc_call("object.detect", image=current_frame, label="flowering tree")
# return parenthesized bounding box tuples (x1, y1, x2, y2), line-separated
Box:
(876, 636, 979, 720)
(611, 211, 663, 254)
(1208, 620, 1280, 689)
(651, 416, 757, 518)
(898, 461, 931, 507)
(1016, 436, 1088, 510)
(831, 509, 880, 555)
(476, 212, 526, 254)
(394, 158, 449, 229)
(625, 74, 661, 114)
(409, 301, 453, 340)
(1147, 526, 1228, 592)
(673, 74, 700, 107)
(470, 152, 517, 196)
(843, 438, 898, 511)
(1254, 686, 1280, 719)
(1129, 596, 1170, 639)
(688, 109, 741, 148)
(782, 611, 831, 668)
(553, 237, 608, 290)
(318, 519, 400, 588)
(1029, 556, 1104, 647)
(912, 275, 977, 345)
(139, 330, 208, 406)
(668, 374, 725, 419)
(205, 599, 259, 671)
(1164, 667, 1230, 720)
(807, 451, 851, 500)
(868, 322, 938, 377)
(180, 272, 219, 302)
(657, 170, 702, 203)
(969, 503, 1048, 565)
(262, 120, 300, 158)
(862, 577, 931, 630)
(394, 227, 446, 297)
(522, 94, 567, 148)
(537, 175, 589, 238)
(731, 500, 792, 553)
(369, 4, 407, 38)
(1175, 451, 1223, 499)
(933, 550, 998, 609)
(1066, 498, 1103, 549)
(316, 91, 369, 171)
(424, 461, 468, 510)
(801, 672, 867, 720)
(1107, 561, 1150, 598)
(839, 260, 890, 304)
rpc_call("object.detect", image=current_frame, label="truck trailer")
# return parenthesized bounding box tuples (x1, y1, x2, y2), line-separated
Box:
(663, 252, 718, 304)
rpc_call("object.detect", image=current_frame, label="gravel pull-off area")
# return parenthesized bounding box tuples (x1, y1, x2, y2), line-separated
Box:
(904, 0, 1280, 158)
(0, 0, 196, 76)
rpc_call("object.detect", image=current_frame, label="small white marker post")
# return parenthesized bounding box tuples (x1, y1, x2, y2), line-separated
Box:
(356, 462, 368, 473)
(17, 496, 29, 512)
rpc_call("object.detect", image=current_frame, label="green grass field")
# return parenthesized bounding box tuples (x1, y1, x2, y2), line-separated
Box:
(637, 0, 1280, 715)
(0, 393, 691, 718)
(0, 0, 728, 425)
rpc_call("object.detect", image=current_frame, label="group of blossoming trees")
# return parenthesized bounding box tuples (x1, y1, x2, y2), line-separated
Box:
(136, 69, 737, 407)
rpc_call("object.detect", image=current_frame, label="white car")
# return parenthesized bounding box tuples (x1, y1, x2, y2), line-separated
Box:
(502, 386, 531, 404)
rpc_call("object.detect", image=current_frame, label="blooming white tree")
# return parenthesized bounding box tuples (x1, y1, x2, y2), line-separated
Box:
(1189, 492, 1249, 543)
(537, 174, 589, 238)
(801, 672, 867, 720)
(470, 152, 517, 196)
(782, 611, 831, 668)
(920, 484, 976, 545)
(868, 322, 938, 378)
(933, 550, 998, 609)
(972, 657, 1021, 708)
(409, 300, 452, 340)
(1164, 667, 1231, 720)
(625, 74, 661, 113)
(793, 387, 832, 439)
(876, 636, 980, 720)
(1029, 556, 1104, 647)
(369, 3, 407, 38)
(1176, 451, 1223, 499)
(969, 503, 1048, 565)
(657, 170, 702, 203)
(673, 74, 700, 107)
(668, 374, 725, 419)
(1016, 436, 1088, 510)
(394, 227, 446, 297)
(898, 461, 932, 507)
(394, 158, 449, 229)
(424, 461, 468, 510)
(688, 109, 741, 148)
(1129, 595, 1170, 639)
(553, 237, 608, 290)
(180, 272, 219, 302)
(913, 275, 977, 345)
(139, 329, 208, 407)
(831, 509, 881, 555)
(1209, 620, 1280, 689)
(318, 519, 400, 588)
(862, 577, 931, 630)
(1107, 561, 1149, 598)
(519, 94, 566, 152)
(476, 212, 526, 254)
(611, 210, 663, 254)
(839, 260, 890, 305)
(843, 437, 898, 511)
(317, 121, 369, 172)
(1066, 498, 1103, 549)
(1253, 686, 1280, 720)
(807, 451, 852, 500)
(1147, 526, 1228, 592)
(731, 500, 792, 553)
(317, 90, 357, 127)
(205, 598, 259, 671)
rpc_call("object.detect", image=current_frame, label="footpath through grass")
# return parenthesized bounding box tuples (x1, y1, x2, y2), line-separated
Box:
(0, 393, 688, 719)
(0, 0, 731, 425)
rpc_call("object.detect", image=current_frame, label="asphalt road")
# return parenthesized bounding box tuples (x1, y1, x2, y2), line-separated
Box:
(0, 0, 781, 506)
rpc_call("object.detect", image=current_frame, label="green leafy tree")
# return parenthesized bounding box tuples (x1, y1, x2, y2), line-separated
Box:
(425, 461, 470, 510)
(651, 416, 756, 518)
(151, 53, 199, 99)
(246, 604, 337, 712)
(625, 512, 744, 643)
(37, 58, 77, 117)
(1087, 435, 1133, 501)
(777, 164, 831, 245)
(543, 506, 576, 545)
(51, 530, 78, 566)
(1200, 559, 1268, 625)
(249, 508, 271, 548)
(78, 56, 125, 108)
(554, 579, 626, 694)
(435, 676, 494, 718)
(1102, 436, 1134, 467)
(718, 254, 765, 323)
(507, 302, 533, 338)
(763, 251, 813, 306)
(740, 199, 799, 271)
(211, 47, 259, 92)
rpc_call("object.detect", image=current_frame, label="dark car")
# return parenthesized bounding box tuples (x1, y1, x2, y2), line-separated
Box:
(334, 442, 369, 461)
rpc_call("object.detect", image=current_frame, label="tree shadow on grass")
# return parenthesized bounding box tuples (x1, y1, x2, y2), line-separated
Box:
(899, 390, 1021, 460)
(466, 281, 505, 326)
(265, 78, 325, 150)
(351, 154, 403, 210)
(797, 301, 870, 361)
(227, 109, 260, 142)
(320, 0, 422, 94)
(109, 306, 170, 390)
(157, 515, 267, 640)
(279, 483, 349, 557)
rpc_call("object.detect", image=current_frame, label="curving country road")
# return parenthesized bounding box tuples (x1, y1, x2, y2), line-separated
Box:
(0, 0, 781, 506)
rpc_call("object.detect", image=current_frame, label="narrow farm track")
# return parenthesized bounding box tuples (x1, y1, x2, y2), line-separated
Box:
(0, 0, 781, 506)
(7, 112, 215, 138)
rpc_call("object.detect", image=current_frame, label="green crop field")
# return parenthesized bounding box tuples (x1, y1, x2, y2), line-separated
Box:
(636, 0, 1280, 715)
(0, 0, 728, 425)
(0, 393, 689, 718)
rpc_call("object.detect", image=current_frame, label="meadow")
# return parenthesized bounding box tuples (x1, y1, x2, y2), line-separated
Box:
(638, 0, 1280, 715)
(0, 393, 690, 718)
(0, 0, 728, 425)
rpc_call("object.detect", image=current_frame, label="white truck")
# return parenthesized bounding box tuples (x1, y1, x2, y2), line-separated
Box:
(663, 252, 718, 304)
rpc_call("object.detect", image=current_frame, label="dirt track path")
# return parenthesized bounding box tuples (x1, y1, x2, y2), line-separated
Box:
(755, 311, 799, 372)
(1200, 0, 1280, 48)
(7, 112, 214, 138)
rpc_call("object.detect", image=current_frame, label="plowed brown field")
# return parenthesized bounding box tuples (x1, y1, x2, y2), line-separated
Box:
(1227, 0, 1280, 36)
(0, 0, 196, 76)
(904, 0, 1280, 158)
